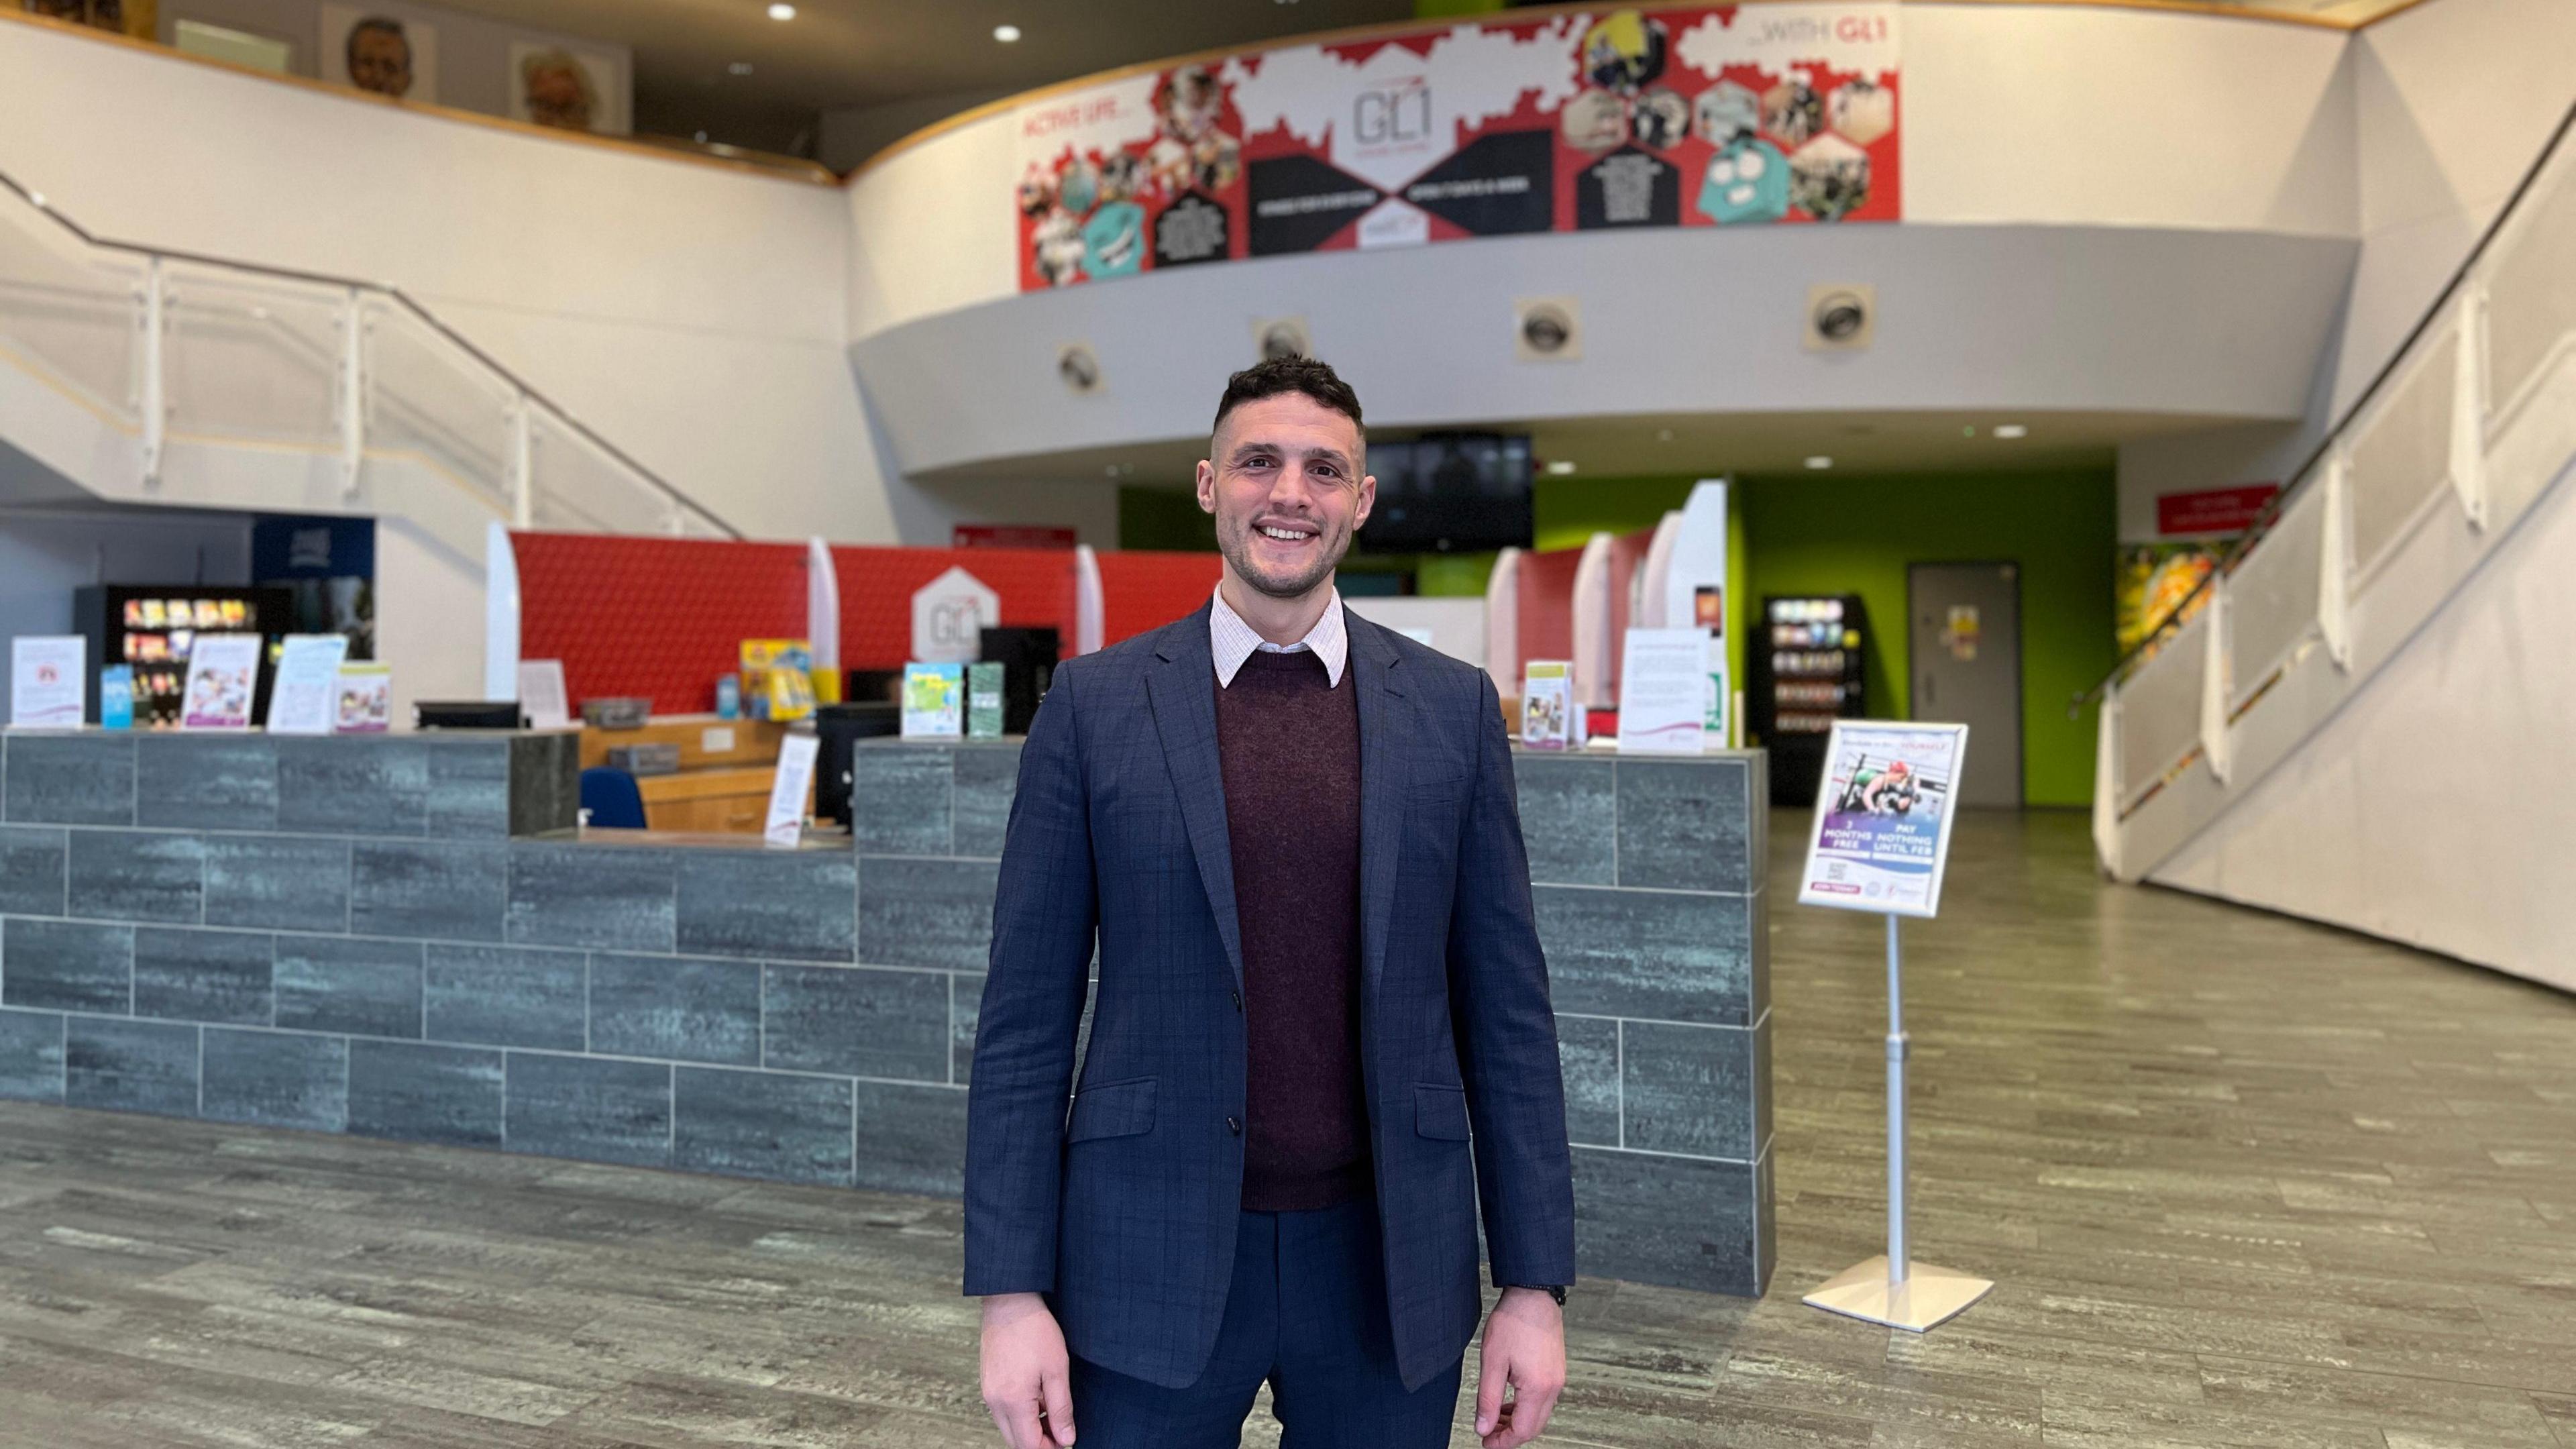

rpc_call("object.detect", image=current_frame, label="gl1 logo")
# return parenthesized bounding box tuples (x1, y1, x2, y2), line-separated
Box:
(1353, 80, 1432, 146)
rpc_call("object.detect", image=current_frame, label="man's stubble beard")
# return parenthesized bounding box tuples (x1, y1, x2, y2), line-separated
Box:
(1216, 511, 1348, 600)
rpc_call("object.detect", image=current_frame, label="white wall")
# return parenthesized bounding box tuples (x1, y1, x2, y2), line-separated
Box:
(0, 15, 883, 546)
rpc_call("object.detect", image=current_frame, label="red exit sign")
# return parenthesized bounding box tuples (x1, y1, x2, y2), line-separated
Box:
(2158, 483, 2278, 537)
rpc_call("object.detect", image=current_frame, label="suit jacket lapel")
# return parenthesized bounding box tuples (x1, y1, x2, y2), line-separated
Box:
(1146, 606, 1246, 996)
(1348, 613, 1407, 1006)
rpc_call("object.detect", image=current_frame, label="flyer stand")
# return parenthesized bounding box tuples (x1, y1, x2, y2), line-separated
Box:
(1794, 720, 1992, 1332)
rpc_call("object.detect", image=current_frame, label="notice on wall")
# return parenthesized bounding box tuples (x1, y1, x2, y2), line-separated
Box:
(266, 635, 352, 736)
(1015, 3, 1900, 291)
(11, 635, 87, 729)
(180, 634, 262, 732)
(764, 731, 820, 849)
(1617, 627, 1710, 754)
(1796, 720, 1966, 918)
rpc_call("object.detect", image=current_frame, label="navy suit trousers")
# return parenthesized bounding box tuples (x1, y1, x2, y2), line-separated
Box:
(1069, 1198, 1464, 1449)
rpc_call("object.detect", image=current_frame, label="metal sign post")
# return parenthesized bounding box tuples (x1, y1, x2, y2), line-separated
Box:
(1801, 912, 1993, 1330)
(1795, 720, 1992, 1332)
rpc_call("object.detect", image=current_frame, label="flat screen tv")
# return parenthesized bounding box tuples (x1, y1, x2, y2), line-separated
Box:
(1358, 432, 1534, 553)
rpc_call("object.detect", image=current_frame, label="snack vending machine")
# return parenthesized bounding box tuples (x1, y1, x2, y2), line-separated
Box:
(72, 585, 294, 727)
(1750, 593, 1872, 806)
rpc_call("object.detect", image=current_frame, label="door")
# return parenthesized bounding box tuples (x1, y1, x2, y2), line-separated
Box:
(1908, 562, 2022, 808)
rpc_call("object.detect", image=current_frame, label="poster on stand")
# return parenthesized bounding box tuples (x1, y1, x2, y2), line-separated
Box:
(1520, 659, 1572, 749)
(1015, 3, 1899, 291)
(10, 635, 87, 728)
(335, 663, 392, 733)
(1796, 719, 1966, 918)
(179, 635, 262, 732)
(267, 635, 352, 735)
(1616, 627, 1709, 754)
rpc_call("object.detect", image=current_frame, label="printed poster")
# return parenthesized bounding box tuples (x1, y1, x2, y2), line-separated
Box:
(1014, 3, 1900, 290)
(266, 635, 352, 735)
(1797, 720, 1966, 918)
(180, 633, 262, 732)
(11, 636, 87, 728)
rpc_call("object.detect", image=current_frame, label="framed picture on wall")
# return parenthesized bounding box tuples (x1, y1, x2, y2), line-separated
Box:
(319, 3, 439, 104)
(509, 41, 625, 135)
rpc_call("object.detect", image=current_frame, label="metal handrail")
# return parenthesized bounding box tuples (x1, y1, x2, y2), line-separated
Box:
(2072, 93, 2576, 717)
(0, 164, 744, 540)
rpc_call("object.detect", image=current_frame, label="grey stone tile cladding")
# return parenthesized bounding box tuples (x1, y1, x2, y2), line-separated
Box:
(504, 1053, 671, 1168)
(674, 1066, 854, 1187)
(1619, 1019, 1758, 1160)
(949, 746, 1021, 858)
(1, 919, 131, 1014)
(1513, 756, 1615, 887)
(136, 736, 278, 830)
(64, 1016, 200, 1116)
(425, 741, 511, 839)
(0, 826, 67, 916)
(201, 1027, 346, 1131)
(133, 927, 273, 1026)
(762, 965, 947, 1081)
(423, 943, 586, 1051)
(588, 953, 761, 1067)
(346, 1039, 502, 1147)
(66, 830, 203, 923)
(506, 843, 676, 952)
(0, 1008, 65, 1101)
(676, 849, 855, 962)
(1532, 883, 1758, 1026)
(202, 835, 350, 932)
(274, 738, 430, 835)
(272, 936, 423, 1038)
(853, 749, 951, 855)
(857, 857, 998, 971)
(1556, 1015, 1620, 1148)
(4, 735, 133, 826)
(853, 1079, 969, 1196)
(506, 735, 583, 837)
(349, 841, 505, 942)
(1616, 757, 1756, 894)
(1571, 1146, 1760, 1297)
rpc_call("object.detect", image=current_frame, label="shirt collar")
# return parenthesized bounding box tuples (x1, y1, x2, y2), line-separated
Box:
(1209, 583, 1346, 688)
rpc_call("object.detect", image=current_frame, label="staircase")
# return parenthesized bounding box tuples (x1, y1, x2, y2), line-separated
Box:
(2090, 106, 2576, 988)
(0, 166, 737, 561)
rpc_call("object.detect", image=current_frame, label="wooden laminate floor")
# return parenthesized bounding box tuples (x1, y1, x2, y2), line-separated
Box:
(3, 810, 2573, 1448)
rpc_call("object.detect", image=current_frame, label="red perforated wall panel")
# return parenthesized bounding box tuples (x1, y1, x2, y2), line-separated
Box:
(1098, 551, 1222, 647)
(512, 532, 808, 715)
(833, 547, 1080, 669)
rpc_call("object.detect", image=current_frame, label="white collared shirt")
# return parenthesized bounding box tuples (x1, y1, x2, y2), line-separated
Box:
(1209, 584, 1347, 688)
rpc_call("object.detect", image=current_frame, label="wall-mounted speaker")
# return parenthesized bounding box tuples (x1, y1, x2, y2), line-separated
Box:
(1057, 342, 1103, 394)
(1805, 283, 1875, 351)
(1514, 296, 1582, 362)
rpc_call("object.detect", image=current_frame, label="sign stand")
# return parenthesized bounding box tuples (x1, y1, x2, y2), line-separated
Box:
(1802, 912, 1994, 1330)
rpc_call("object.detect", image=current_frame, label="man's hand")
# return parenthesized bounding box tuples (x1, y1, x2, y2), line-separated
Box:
(979, 1292, 1075, 1448)
(1473, 1286, 1566, 1446)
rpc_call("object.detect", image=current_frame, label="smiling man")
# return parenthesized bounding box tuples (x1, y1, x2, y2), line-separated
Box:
(968, 356, 1576, 1449)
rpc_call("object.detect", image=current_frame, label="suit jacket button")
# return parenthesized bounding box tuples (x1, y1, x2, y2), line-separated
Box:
(1226, 1116, 1242, 1136)
(1230, 989, 1242, 1012)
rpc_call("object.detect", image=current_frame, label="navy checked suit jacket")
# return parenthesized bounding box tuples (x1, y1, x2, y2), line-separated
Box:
(963, 602, 1577, 1392)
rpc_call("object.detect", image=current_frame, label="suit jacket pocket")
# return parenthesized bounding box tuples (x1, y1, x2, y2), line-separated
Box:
(1065, 1075, 1157, 1143)
(1413, 1083, 1471, 1141)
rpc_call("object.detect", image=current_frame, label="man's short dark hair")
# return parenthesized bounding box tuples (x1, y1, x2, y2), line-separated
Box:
(1212, 355, 1364, 439)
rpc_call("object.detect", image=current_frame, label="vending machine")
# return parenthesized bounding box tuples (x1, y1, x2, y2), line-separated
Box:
(72, 585, 294, 728)
(1750, 593, 1872, 806)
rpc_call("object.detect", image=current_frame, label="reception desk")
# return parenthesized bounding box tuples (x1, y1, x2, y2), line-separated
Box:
(0, 727, 1770, 1298)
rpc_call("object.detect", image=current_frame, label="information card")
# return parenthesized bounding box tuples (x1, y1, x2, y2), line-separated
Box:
(179, 634, 262, 731)
(901, 662, 964, 739)
(266, 635, 351, 735)
(1616, 627, 1709, 755)
(1520, 660, 1572, 749)
(335, 663, 392, 733)
(764, 731, 820, 848)
(10, 635, 87, 728)
(1796, 720, 1968, 918)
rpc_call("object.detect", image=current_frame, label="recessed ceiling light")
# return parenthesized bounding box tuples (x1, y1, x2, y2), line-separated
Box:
(766, 3, 794, 19)
(1993, 423, 2027, 439)
(729, 60, 753, 75)
(1805, 455, 1833, 470)
(1545, 460, 1576, 475)
(993, 23, 1022, 42)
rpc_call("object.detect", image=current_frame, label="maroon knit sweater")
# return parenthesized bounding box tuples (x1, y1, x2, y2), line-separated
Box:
(1214, 647, 1370, 1211)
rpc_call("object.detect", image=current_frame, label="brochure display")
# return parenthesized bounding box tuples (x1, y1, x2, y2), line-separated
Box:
(763, 732, 820, 848)
(1615, 628, 1709, 755)
(101, 665, 135, 730)
(900, 663, 964, 739)
(179, 635, 263, 731)
(1796, 719, 1990, 1332)
(966, 661, 1005, 741)
(1521, 659, 1572, 749)
(335, 663, 392, 733)
(11, 635, 87, 728)
(267, 635, 352, 735)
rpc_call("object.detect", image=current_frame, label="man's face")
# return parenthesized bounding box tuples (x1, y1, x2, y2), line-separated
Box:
(1197, 392, 1374, 601)
(349, 28, 411, 97)
(528, 66, 593, 130)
